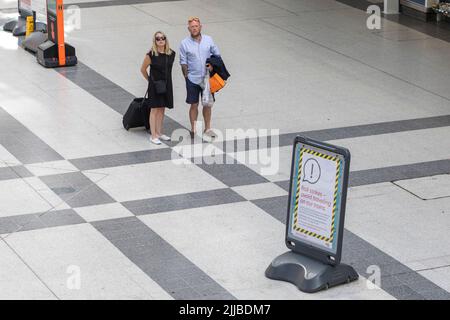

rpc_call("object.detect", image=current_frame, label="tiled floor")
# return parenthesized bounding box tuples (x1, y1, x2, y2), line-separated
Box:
(0, 0, 449, 300)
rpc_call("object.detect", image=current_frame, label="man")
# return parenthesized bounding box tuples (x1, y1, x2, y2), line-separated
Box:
(179, 16, 220, 138)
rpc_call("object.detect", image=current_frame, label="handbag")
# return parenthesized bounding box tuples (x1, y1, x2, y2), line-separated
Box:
(150, 54, 168, 95)
(209, 72, 225, 93)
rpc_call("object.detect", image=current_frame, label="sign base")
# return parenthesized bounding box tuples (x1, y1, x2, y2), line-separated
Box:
(22, 31, 48, 53)
(3, 19, 19, 32)
(11, 16, 26, 36)
(37, 40, 77, 68)
(265, 251, 358, 293)
(13, 21, 47, 37)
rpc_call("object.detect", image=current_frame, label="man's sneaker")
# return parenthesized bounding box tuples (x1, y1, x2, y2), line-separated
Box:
(159, 134, 171, 141)
(203, 129, 217, 138)
(151, 137, 162, 145)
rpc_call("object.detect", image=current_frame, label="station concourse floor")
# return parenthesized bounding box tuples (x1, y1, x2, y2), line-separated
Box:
(0, 0, 449, 300)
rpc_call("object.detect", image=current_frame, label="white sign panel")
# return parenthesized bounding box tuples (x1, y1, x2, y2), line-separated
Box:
(289, 146, 342, 253)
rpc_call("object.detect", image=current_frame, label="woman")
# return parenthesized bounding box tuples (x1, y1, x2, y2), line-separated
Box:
(140, 31, 176, 145)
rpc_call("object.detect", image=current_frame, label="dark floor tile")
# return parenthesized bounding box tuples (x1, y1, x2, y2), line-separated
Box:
(39, 172, 115, 207)
(0, 218, 20, 234)
(0, 214, 44, 234)
(274, 180, 290, 192)
(349, 159, 450, 187)
(123, 188, 245, 215)
(251, 196, 288, 224)
(70, 148, 173, 171)
(0, 209, 84, 234)
(197, 156, 269, 187)
(387, 285, 425, 300)
(38, 209, 86, 228)
(0, 108, 63, 164)
(92, 217, 236, 300)
(419, 289, 450, 300)
(0, 166, 33, 181)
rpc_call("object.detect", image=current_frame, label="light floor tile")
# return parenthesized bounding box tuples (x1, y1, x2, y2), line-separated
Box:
(419, 267, 450, 293)
(346, 183, 450, 267)
(75, 5, 162, 31)
(394, 174, 450, 200)
(263, 8, 450, 100)
(0, 240, 56, 300)
(330, 127, 450, 171)
(1, 82, 155, 160)
(172, 140, 225, 160)
(25, 160, 79, 177)
(232, 182, 288, 200)
(140, 202, 393, 299)
(74, 203, 134, 222)
(133, 0, 228, 25)
(374, 29, 431, 41)
(4, 223, 172, 299)
(182, 0, 296, 20)
(84, 160, 227, 202)
(263, 0, 349, 13)
(0, 178, 55, 218)
(405, 255, 450, 271)
(0, 144, 21, 167)
(0, 2, 18, 10)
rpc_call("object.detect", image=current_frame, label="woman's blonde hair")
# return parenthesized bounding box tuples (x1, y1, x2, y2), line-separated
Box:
(150, 31, 173, 56)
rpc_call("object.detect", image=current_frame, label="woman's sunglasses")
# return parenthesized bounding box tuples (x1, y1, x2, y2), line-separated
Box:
(155, 36, 166, 41)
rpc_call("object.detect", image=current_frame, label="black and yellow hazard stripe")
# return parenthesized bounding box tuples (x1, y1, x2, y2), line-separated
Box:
(293, 147, 305, 226)
(292, 147, 340, 244)
(329, 159, 341, 241)
(294, 226, 331, 242)
(303, 148, 338, 162)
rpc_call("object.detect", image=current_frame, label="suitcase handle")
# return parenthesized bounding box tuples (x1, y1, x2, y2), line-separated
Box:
(141, 89, 149, 106)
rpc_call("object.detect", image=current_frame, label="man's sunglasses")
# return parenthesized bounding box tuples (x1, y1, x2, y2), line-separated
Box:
(155, 37, 166, 41)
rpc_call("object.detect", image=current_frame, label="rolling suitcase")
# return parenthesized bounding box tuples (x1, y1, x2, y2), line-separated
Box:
(123, 90, 151, 130)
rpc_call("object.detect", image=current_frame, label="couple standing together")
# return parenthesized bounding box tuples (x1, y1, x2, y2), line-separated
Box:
(140, 16, 220, 145)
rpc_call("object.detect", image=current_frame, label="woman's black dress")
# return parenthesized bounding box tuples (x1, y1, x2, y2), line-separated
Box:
(147, 51, 175, 109)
